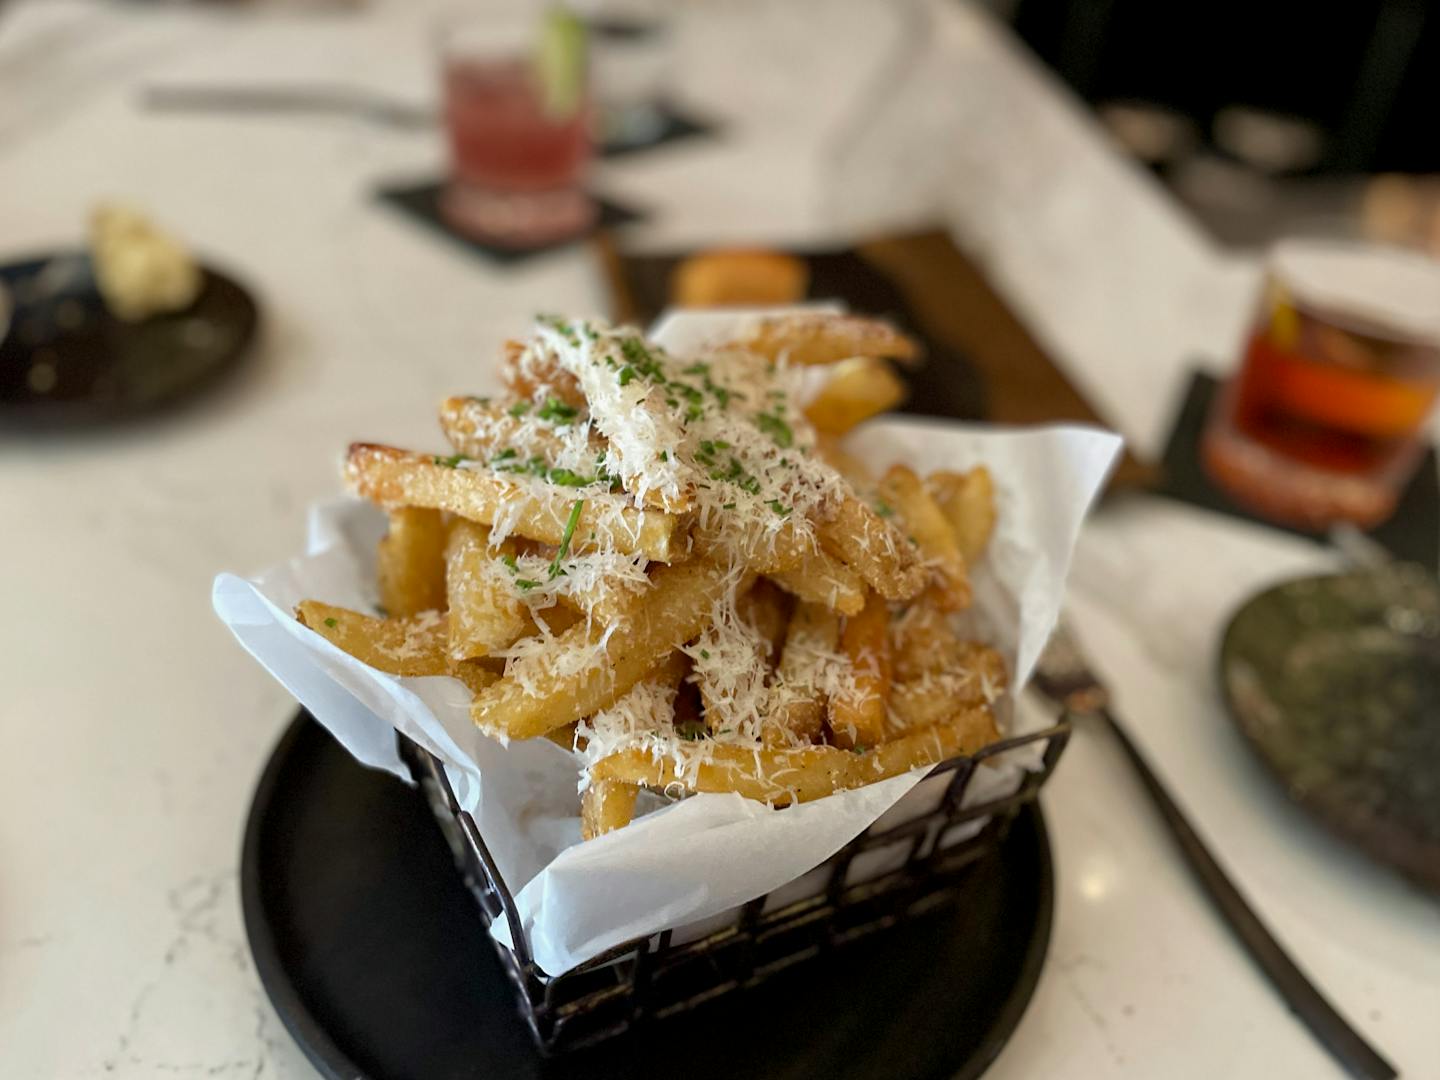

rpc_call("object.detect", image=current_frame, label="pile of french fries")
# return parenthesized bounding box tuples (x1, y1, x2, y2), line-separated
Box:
(297, 312, 1003, 841)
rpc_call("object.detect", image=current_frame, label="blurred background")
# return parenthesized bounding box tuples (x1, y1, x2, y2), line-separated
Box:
(3, 1, 1439, 1078)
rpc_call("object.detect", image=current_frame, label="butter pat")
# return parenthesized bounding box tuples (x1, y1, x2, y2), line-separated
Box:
(89, 204, 202, 322)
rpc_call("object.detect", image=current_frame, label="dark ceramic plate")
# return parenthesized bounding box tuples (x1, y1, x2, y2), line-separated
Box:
(242, 712, 1056, 1080)
(0, 251, 258, 428)
(1219, 564, 1440, 893)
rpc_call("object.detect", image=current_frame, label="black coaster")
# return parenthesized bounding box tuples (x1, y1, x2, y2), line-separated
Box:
(599, 104, 717, 159)
(1158, 370, 1439, 567)
(377, 181, 646, 265)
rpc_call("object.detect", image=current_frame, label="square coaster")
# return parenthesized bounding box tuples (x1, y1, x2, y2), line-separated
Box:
(599, 105, 717, 159)
(377, 181, 647, 266)
(1158, 370, 1439, 566)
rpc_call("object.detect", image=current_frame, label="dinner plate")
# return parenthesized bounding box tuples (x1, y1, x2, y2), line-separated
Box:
(242, 711, 1055, 1080)
(1219, 564, 1440, 894)
(0, 250, 258, 428)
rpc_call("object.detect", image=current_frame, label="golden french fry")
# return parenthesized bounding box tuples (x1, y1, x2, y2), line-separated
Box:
(693, 580, 790, 731)
(803, 357, 906, 436)
(552, 571, 654, 624)
(670, 250, 809, 307)
(469, 556, 737, 740)
(581, 779, 641, 840)
(886, 650, 1006, 737)
(297, 600, 448, 675)
(817, 498, 926, 602)
(891, 596, 966, 682)
(376, 507, 448, 617)
(878, 464, 970, 612)
(438, 396, 679, 513)
(768, 546, 865, 616)
(827, 589, 891, 750)
(346, 443, 679, 562)
(499, 339, 586, 408)
(765, 600, 841, 747)
(592, 704, 998, 806)
(444, 521, 529, 660)
(927, 466, 997, 566)
(295, 601, 499, 697)
(738, 578, 792, 667)
(735, 314, 919, 367)
(439, 395, 601, 460)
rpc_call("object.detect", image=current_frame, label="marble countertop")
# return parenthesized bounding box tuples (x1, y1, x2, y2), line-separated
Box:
(1, 1, 1436, 1077)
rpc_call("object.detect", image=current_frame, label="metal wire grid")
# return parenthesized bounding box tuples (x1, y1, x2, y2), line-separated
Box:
(403, 722, 1070, 1056)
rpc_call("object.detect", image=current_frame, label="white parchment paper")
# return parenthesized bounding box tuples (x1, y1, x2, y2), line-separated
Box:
(213, 311, 1122, 976)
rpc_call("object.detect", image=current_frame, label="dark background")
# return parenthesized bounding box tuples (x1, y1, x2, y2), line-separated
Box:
(1010, 0, 1434, 174)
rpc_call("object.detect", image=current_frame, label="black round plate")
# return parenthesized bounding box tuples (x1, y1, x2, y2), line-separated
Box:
(1219, 564, 1440, 894)
(242, 712, 1056, 1080)
(0, 250, 258, 428)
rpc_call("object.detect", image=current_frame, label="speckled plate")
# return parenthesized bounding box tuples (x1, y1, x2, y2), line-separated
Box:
(0, 250, 258, 428)
(1219, 564, 1440, 894)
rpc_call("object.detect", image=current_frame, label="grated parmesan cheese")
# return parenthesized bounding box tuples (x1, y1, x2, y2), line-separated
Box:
(466, 316, 946, 796)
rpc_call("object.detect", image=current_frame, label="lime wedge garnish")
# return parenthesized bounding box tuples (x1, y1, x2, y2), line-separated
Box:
(535, 7, 586, 121)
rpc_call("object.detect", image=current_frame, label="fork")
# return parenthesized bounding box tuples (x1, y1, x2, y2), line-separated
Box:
(1032, 621, 1396, 1080)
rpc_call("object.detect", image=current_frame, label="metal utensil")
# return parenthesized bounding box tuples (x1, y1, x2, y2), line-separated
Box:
(140, 85, 436, 131)
(1032, 621, 1397, 1080)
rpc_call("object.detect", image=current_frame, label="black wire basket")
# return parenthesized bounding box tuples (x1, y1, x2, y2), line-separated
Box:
(400, 721, 1070, 1056)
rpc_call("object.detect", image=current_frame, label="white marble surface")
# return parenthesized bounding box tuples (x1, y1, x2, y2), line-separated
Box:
(1, 1, 1437, 1077)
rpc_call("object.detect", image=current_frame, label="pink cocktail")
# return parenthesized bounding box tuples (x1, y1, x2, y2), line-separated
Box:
(439, 10, 594, 248)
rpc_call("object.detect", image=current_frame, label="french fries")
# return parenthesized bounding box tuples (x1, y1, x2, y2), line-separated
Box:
(346, 443, 679, 562)
(768, 548, 865, 616)
(592, 705, 999, 806)
(297, 312, 1012, 839)
(877, 464, 971, 612)
(765, 600, 840, 747)
(803, 357, 906, 436)
(581, 779, 641, 840)
(500, 339, 586, 408)
(295, 600, 497, 694)
(670, 249, 809, 308)
(468, 556, 736, 741)
(886, 649, 1005, 736)
(377, 507, 448, 617)
(439, 394, 605, 462)
(735, 313, 919, 367)
(444, 521, 529, 660)
(816, 497, 927, 601)
(928, 466, 996, 565)
(827, 589, 891, 749)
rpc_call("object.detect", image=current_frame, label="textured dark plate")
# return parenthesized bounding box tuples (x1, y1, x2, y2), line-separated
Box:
(0, 251, 258, 428)
(242, 712, 1055, 1080)
(1219, 564, 1440, 894)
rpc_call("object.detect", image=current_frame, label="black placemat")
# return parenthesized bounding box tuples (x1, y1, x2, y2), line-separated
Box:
(377, 181, 646, 265)
(1158, 370, 1439, 567)
(243, 712, 1055, 1080)
(599, 104, 717, 159)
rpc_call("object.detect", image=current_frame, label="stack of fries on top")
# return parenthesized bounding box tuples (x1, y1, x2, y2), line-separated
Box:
(298, 312, 1005, 840)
